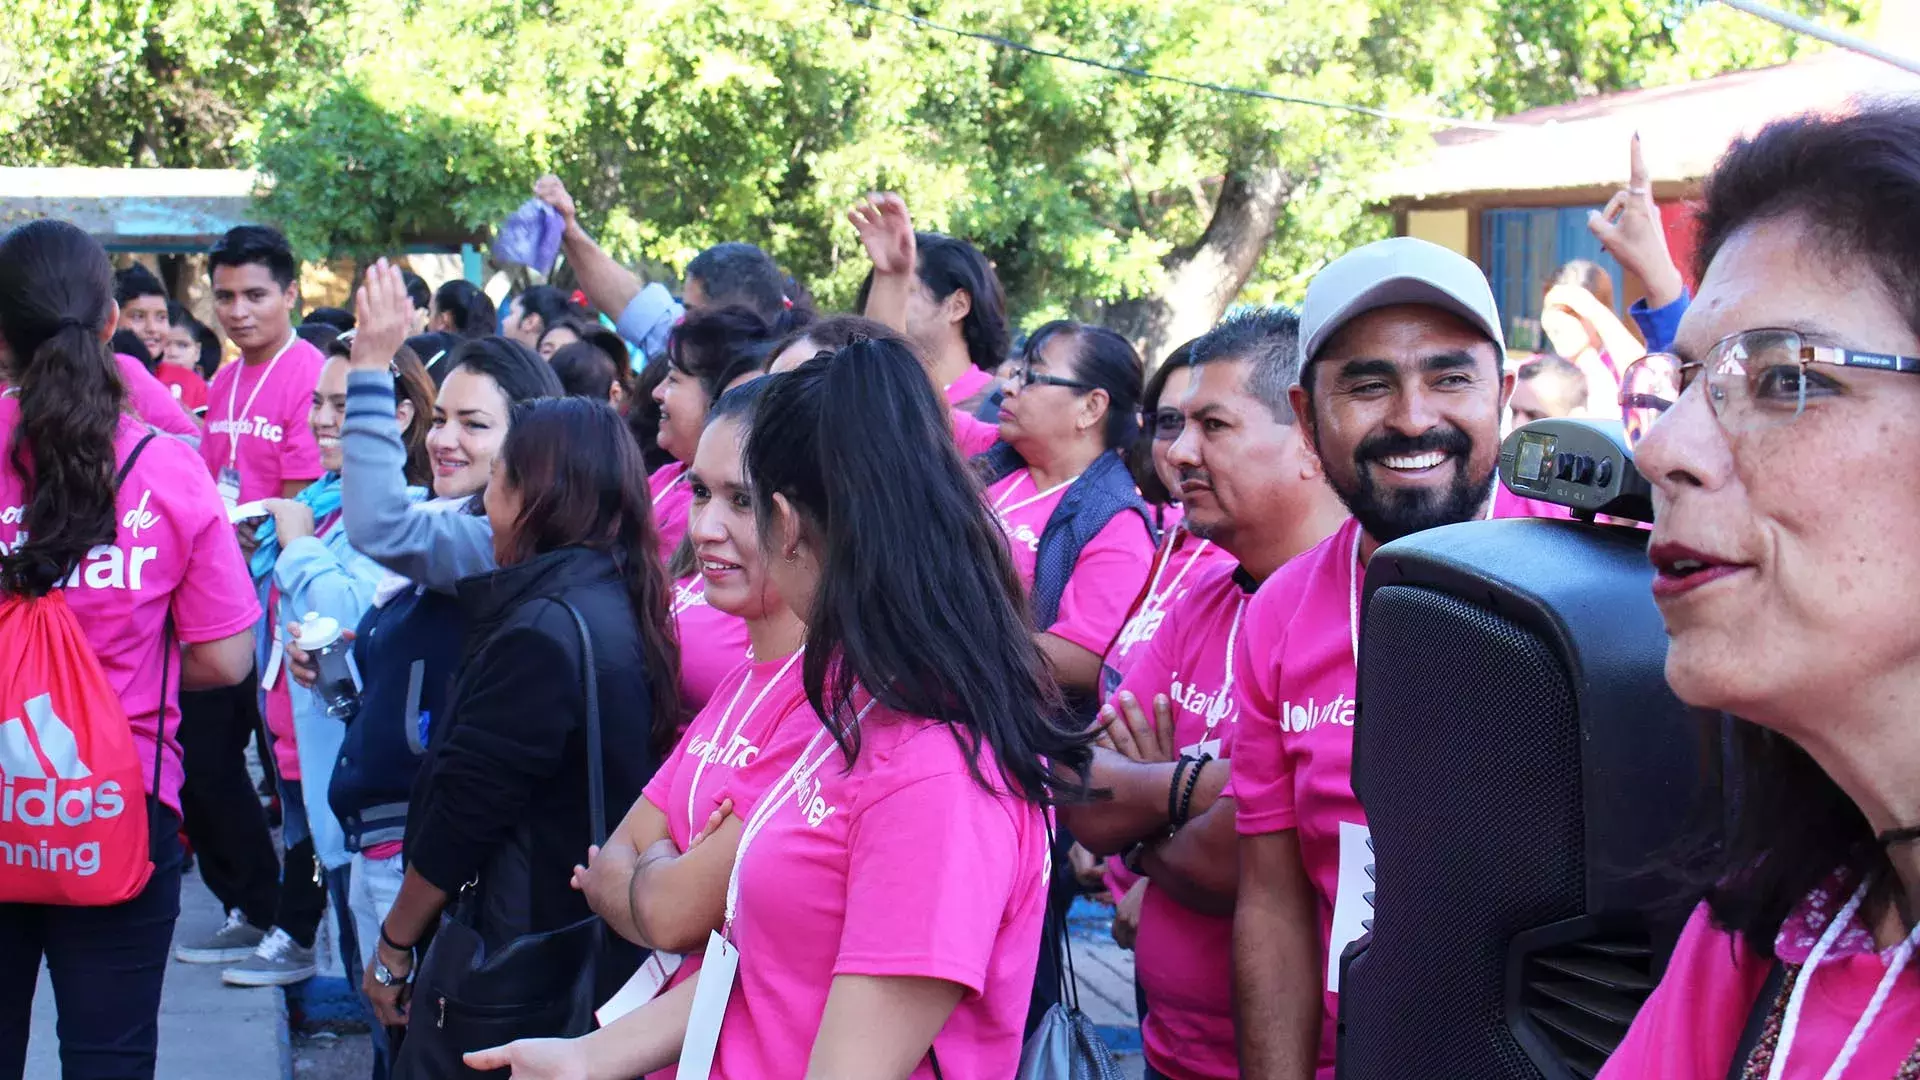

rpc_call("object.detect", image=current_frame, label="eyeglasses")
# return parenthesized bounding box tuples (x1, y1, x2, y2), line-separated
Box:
(1619, 327, 1920, 448)
(1007, 365, 1095, 393)
(1147, 408, 1183, 441)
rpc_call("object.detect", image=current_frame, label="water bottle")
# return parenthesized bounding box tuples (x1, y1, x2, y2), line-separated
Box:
(297, 612, 360, 721)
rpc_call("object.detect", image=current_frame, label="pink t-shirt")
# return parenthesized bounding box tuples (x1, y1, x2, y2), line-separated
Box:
(640, 650, 811, 1071)
(1229, 488, 1574, 1074)
(1111, 560, 1252, 1080)
(713, 701, 1049, 1079)
(199, 335, 327, 502)
(650, 461, 692, 564)
(1602, 885, 1920, 1078)
(951, 409, 1001, 458)
(0, 404, 261, 813)
(984, 467, 1156, 655)
(671, 576, 753, 715)
(1102, 526, 1234, 696)
(944, 366, 995, 408)
(115, 354, 200, 439)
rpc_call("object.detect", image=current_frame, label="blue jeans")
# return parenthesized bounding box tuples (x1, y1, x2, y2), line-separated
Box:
(0, 810, 184, 1080)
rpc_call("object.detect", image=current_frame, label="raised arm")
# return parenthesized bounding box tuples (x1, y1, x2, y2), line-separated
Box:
(337, 262, 495, 591)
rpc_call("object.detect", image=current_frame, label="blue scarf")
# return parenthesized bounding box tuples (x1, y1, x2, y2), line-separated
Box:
(251, 473, 343, 580)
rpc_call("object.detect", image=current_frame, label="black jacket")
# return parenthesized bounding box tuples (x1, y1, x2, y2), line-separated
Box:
(405, 546, 663, 940)
(329, 582, 466, 853)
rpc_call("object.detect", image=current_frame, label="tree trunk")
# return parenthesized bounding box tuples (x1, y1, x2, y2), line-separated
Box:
(1106, 162, 1297, 365)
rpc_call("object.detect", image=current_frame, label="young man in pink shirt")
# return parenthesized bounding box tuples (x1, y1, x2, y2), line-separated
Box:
(1060, 307, 1350, 1080)
(1229, 238, 1558, 1079)
(172, 224, 328, 970)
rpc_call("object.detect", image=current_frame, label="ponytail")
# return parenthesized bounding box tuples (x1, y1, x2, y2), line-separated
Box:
(0, 221, 129, 597)
(743, 339, 1088, 806)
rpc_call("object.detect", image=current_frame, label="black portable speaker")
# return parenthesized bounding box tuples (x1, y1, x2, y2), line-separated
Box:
(1336, 517, 1715, 1080)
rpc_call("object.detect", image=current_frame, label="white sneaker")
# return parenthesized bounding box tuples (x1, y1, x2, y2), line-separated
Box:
(174, 908, 266, 964)
(220, 927, 317, 987)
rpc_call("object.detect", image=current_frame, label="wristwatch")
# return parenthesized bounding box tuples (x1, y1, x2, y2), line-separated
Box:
(372, 948, 411, 987)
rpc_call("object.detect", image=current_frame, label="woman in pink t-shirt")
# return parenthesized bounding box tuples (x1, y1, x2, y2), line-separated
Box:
(1601, 105, 1920, 1077)
(472, 336, 1090, 1080)
(0, 220, 259, 1078)
(980, 321, 1157, 700)
(649, 307, 795, 562)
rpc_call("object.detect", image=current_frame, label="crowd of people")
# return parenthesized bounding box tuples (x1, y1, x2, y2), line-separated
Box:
(1, 99, 1917, 1080)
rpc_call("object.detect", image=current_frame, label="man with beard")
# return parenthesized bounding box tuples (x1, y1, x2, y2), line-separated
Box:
(1228, 238, 1558, 1079)
(1059, 308, 1349, 1080)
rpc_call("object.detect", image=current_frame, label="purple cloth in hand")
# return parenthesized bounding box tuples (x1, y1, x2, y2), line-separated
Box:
(493, 199, 564, 275)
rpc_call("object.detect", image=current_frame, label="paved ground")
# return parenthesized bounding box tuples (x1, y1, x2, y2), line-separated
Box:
(26, 865, 287, 1079)
(1067, 895, 1148, 1080)
(28, 859, 1144, 1080)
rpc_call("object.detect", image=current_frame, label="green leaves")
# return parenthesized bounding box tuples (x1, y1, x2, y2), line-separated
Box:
(2, 0, 1874, 322)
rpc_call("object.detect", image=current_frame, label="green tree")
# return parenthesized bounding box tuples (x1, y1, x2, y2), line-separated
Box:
(5, 0, 1878, 357)
(0, 0, 343, 167)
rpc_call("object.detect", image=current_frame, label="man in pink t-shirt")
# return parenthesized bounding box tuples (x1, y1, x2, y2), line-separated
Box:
(172, 224, 326, 964)
(1229, 238, 1558, 1079)
(1060, 308, 1350, 1080)
(198, 229, 326, 506)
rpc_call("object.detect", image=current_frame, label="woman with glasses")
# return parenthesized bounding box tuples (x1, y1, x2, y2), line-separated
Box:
(1603, 102, 1920, 1077)
(976, 320, 1157, 703)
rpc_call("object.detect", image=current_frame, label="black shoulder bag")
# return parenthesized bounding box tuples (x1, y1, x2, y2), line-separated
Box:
(397, 600, 623, 1079)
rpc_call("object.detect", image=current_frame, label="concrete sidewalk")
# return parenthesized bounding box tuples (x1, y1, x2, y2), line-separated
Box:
(26, 866, 288, 1080)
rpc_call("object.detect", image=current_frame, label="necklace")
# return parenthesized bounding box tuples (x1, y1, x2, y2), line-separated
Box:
(1741, 879, 1920, 1080)
(992, 469, 1078, 518)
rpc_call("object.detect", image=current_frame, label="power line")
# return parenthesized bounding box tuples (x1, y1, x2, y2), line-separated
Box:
(841, 0, 1519, 132)
(1714, 0, 1920, 77)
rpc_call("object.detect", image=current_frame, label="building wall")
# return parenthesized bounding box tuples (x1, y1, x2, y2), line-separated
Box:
(1405, 209, 1471, 257)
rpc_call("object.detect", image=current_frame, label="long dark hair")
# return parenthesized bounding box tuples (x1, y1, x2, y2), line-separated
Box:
(666, 305, 781, 403)
(742, 339, 1087, 805)
(447, 336, 563, 403)
(496, 397, 681, 752)
(855, 232, 1010, 373)
(0, 220, 131, 597)
(1678, 102, 1920, 955)
(434, 280, 497, 339)
(514, 285, 586, 332)
(1132, 338, 1199, 507)
(765, 314, 911, 372)
(628, 354, 675, 473)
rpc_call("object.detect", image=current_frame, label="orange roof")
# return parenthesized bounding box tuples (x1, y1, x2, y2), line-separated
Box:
(1378, 50, 1920, 203)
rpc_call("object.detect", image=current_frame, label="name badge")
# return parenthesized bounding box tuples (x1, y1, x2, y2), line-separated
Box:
(217, 467, 242, 511)
(1181, 737, 1221, 761)
(595, 950, 684, 1026)
(261, 638, 285, 691)
(676, 932, 739, 1080)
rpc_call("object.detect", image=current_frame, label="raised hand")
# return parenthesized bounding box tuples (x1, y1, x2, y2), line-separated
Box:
(533, 175, 579, 229)
(848, 193, 917, 277)
(1587, 134, 1686, 310)
(351, 259, 414, 371)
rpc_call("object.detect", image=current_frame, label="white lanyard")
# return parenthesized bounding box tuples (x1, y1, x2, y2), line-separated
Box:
(1143, 529, 1211, 615)
(721, 701, 874, 937)
(652, 465, 687, 508)
(992, 470, 1077, 518)
(1768, 878, 1920, 1080)
(1346, 487, 1499, 666)
(686, 650, 803, 834)
(225, 332, 296, 468)
(1203, 595, 1248, 738)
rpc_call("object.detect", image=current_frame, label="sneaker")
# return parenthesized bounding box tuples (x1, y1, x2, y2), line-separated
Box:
(220, 928, 316, 987)
(174, 908, 266, 964)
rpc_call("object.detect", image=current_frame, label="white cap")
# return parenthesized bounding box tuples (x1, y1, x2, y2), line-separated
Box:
(1298, 237, 1506, 374)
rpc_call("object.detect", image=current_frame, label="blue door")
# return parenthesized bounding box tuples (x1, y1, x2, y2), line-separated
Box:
(1480, 207, 1626, 351)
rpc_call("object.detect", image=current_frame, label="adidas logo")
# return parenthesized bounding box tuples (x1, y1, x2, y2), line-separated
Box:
(0, 694, 127, 877)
